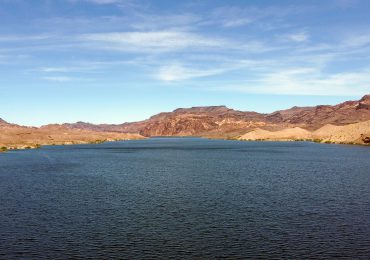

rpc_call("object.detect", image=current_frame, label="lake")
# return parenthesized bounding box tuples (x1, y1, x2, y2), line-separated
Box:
(1, 138, 370, 258)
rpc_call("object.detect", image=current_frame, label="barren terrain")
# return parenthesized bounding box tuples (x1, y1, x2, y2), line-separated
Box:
(1, 95, 370, 150)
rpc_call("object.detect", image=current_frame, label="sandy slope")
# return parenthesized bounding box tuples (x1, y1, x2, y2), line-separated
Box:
(239, 120, 370, 145)
(313, 120, 370, 144)
(239, 127, 312, 141)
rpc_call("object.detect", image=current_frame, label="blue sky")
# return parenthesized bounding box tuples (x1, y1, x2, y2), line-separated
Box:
(1, 0, 370, 126)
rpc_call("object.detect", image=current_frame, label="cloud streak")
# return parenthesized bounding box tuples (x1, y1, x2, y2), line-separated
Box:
(1, 0, 369, 98)
(285, 31, 309, 42)
(42, 76, 73, 82)
(221, 67, 370, 96)
(80, 30, 229, 52)
(156, 64, 230, 81)
(68, 0, 124, 4)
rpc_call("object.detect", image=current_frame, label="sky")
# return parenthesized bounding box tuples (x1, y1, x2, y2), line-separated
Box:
(1, 0, 370, 126)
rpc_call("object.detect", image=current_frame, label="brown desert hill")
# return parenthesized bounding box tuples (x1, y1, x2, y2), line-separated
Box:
(0, 118, 7, 125)
(2, 94, 370, 149)
(239, 127, 313, 141)
(312, 124, 344, 138)
(312, 120, 370, 144)
(239, 120, 370, 145)
(62, 105, 269, 137)
(0, 118, 15, 127)
(62, 121, 130, 133)
(266, 95, 370, 129)
(138, 106, 267, 137)
(0, 123, 144, 150)
(61, 95, 370, 138)
(62, 120, 149, 134)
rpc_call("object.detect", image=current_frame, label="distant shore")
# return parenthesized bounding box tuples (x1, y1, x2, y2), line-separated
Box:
(0, 138, 146, 153)
(0, 139, 133, 152)
(2, 135, 369, 154)
(2, 95, 370, 151)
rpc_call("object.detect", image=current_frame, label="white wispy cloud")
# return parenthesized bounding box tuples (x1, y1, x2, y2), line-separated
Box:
(207, 5, 311, 29)
(207, 6, 257, 28)
(222, 67, 370, 96)
(154, 58, 275, 82)
(222, 18, 253, 28)
(40, 67, 74, 73)
(0, 53, 30, 64)
(0, 34, 52, 42)
(86, 0, 121, 3)
(285, 31, 309, 42)
(68, 0, 122, 4)
(80, 30, 229, 52)
(2, 1, 368, 98)
(156, 64, 229, 81)
(38, 64, 102, 73)
(42, 76, 73, 82)
(67, 0, 147, 11)
(334, 0, 359, 9)
(343, 34, 370, 48)
(128, 13, 202, 30)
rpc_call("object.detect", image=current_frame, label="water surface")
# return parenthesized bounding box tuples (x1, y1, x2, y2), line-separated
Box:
(1, 138, 370, 258)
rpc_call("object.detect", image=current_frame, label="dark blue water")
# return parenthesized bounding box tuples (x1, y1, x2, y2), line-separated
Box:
(1, 138, 370, 259)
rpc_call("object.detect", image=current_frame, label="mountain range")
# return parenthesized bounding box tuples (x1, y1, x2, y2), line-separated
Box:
(1, 95, 370, 150)
(61, 94, 370, 138)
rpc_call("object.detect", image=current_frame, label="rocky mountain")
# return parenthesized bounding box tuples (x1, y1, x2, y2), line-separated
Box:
(60, 105, 268, 137)
(0, 118, 12, 127)
(2, 95, 370, 149)
(61, 95, 370, 138)
(137, 106, 267, 137)
(266, 95, 370, 129)
(62, 121, 127, 132)
(60, 121, 147, 134)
